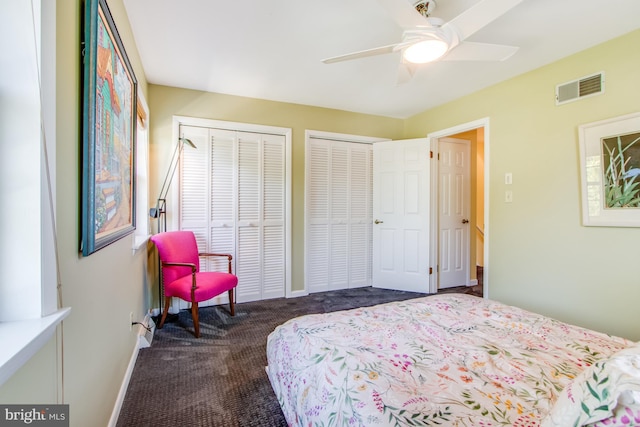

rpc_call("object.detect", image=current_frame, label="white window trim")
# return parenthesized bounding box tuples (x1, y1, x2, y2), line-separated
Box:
(0, 309, 70, 386)
(132, 90, 151, 252)
(0, 0, 70, 386)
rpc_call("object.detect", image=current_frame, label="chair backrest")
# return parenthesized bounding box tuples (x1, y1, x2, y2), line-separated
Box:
(150, 231, 200, 285)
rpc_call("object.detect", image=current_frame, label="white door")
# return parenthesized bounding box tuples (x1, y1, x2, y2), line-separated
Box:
(236, 131, 286, 302)
(177, 126, 221, 310)
(372, 139, 430, 293)
(306, 138, 373, 293)
(438, 137, 470, 288)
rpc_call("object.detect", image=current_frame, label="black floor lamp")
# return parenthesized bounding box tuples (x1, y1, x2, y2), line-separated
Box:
(149, 137, 197, 234)
(150, 137, 196, 316)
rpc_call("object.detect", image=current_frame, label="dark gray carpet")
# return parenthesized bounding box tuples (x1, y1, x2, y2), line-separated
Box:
(116, 286, 479, 427)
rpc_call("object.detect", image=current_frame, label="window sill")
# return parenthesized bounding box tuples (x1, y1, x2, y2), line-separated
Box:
(132, 234, 150, 253)
(0, 307, 71, 386)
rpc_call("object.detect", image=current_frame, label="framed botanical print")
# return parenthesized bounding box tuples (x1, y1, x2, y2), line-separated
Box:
(578, 112, 640, 227)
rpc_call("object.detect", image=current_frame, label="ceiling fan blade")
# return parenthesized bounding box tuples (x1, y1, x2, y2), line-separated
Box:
(441, 41, 518, 61)
(376, 0, 431, 29)
(396, 61, 419, 85)
(322, 44, 399, 64)
(445, 0, 523, 41)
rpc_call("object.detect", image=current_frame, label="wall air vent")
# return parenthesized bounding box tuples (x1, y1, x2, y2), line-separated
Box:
(555, 72, 604, 105)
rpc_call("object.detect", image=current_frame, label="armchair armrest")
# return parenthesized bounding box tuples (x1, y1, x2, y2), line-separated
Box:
(199, 252, 234, 274)
(161, 261, 197, 273)
(161, 261, 197, 291)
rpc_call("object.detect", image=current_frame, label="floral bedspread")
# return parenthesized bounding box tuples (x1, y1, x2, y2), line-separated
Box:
(266, 293, 631, 427)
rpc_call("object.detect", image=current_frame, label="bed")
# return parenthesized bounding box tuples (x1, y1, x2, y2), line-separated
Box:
(266, 293, 640, 427)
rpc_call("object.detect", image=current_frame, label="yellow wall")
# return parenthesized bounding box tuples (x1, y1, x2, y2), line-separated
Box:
(148, 86, 405, 294)
(406, 29, 640, 340)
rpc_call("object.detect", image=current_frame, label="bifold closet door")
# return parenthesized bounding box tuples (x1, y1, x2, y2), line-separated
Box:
(235, 132, 286, 302)
(306, 138, 372, 293)
(178, 127, 236, 310)
(179, 126, 286, 304)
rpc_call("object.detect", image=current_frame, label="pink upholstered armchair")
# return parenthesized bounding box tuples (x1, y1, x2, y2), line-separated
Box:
(150, 231, 238, 338)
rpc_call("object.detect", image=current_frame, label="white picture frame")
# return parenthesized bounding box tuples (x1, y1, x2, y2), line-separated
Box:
(578, 112, 640, 227)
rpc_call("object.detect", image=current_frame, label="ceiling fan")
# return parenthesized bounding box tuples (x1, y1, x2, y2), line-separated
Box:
(322, 0, 523, 81)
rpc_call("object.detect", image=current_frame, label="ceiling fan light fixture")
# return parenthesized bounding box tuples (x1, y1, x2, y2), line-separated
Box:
(403, 39, 449, 64)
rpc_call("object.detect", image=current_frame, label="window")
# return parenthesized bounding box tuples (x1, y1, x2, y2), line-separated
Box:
(0, 0, 70, 386)
(132, 91, 150, 251)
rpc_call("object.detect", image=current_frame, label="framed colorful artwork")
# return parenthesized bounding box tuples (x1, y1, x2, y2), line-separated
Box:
(81, 0, 137, 255)
(578, 112, 640, 227)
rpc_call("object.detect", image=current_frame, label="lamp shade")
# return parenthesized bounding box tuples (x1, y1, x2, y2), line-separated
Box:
(403, 39, 449, 64)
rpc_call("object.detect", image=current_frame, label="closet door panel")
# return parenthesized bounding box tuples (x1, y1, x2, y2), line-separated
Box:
(237, 133, 261, 223)
(263, 225, 285, 297)
(307, 139, 330, 292)
(330, 143, 349, 290)
(349, 145, 372, 287)
(350, 223, 369, 285)
(236, 132, 286, 302)
(177, 127, 213, 310)
(235, 133, 261, 302)
(179, 126, 211, 272)
(306, 137, 372, 292)
(236, 227, 261, 301)
(209, 129, 236, 272)
(180, 126, 209, 228)
(307, 224, 329, 291)
(329, 223, 348, 290)
(262, 135, 286, 299)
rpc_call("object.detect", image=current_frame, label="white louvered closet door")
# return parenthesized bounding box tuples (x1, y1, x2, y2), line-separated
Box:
(349, 144, 373, 288)
(180, 126, 286, 305)
(235, 132, 286, 302)
(306, 138, 372, 293)
(209, 129, 236, 272)
(261, 134, 286, 299)
(179, 126, 209, 246)
(179, 127, 235, 309)
(180, 127, 237, 272)
(306, 140, 329, 292)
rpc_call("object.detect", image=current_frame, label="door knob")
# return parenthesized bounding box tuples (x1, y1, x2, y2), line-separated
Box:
(374, 219, 384, 224)
(462, 219, 469, 224)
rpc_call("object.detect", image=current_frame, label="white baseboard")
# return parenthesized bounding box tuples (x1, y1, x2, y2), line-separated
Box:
(108, 314, 155, 426)
(108, 338, 140, 427)
(468, 279, 478, 287)
(288, 289, 309, 298)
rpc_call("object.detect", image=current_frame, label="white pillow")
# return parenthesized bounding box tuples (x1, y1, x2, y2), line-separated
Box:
(541, 342, 640, 427)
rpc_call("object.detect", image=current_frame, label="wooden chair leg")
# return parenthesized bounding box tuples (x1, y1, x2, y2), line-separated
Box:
(191, 302, 200, 338)
(158, 297, 171, 329)
(228, 288, 235, 316)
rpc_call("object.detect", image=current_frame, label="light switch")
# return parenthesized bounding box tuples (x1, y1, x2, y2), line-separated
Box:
(505, 190, 513, 203)
(505, 173, 512, 185)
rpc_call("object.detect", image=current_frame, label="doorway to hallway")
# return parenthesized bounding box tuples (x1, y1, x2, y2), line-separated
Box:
(430, 120, 486, 294)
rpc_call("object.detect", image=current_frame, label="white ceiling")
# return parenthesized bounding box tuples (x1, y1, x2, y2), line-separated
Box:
(123, 0, 640, 119)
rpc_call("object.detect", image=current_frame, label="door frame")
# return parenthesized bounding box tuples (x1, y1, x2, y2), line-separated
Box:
(169, 115, 293, 298)
(427, 117, 490, 297)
